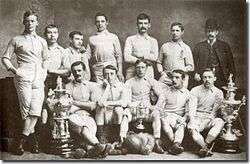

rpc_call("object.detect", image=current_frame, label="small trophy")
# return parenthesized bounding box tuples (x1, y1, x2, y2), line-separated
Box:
(134, 102, 150, 130)
(217, 74, 246, 153)
(47, 76, 73, 158)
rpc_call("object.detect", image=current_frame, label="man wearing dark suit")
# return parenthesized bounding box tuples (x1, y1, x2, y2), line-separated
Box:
(193, 18, 236, 88)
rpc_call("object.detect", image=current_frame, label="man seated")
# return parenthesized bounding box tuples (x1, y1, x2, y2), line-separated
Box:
(95, 65, 128, 143)
(158, 69, 196, 155)
(120, 59, 165, 154)
(188, 68, 225, 157)
(66, 61, 111, 158)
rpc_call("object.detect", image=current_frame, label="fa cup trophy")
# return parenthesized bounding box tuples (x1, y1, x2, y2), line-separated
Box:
(217, 74, 246, 153)
(47, 76, 73, 157)
(133, 101, 150, 130)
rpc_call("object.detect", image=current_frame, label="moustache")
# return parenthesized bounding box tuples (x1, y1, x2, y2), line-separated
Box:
(140, 27, 147, 30)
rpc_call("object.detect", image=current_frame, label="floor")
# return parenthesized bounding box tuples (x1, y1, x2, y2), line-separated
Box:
(1, 150, 247, 161)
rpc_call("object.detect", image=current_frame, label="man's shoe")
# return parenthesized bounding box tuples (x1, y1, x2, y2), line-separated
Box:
(30, 133, 40, 154)
(198, 147, 213, 157)
(154, 143, 165, 154)
(168, 142, 184, 155)
(13, 134, 27, 155)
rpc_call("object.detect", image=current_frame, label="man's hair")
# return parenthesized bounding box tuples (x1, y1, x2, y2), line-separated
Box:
(201, 68, 216, 76)
(23, 10, 38, 21)
(71, 61, 86, 72)
(137, 13, 150, 23)
(103, 65, 118, 75)
(172, 69, 186, 79)
(135, 59, 151, 67)
(44, 24, 59, 35)
(95, 12, 108, 21)
(69, 31, 83, 40)
(170, 22, 184, 31)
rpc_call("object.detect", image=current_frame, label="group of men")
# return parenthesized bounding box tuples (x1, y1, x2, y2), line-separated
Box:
(1, 10, 236, 158)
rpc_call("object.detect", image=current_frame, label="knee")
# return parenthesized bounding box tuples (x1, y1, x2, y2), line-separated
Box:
(114, 107, 123, 117)
(214, 118, 225, 128)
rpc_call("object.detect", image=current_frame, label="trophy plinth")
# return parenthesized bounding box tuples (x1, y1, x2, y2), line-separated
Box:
(217, 74, 246, 153)
(47, 76, 73, 158)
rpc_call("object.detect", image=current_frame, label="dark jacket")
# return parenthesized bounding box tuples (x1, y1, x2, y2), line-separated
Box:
(193, 39, 236, 84)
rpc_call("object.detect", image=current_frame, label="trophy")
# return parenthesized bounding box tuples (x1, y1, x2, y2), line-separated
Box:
(133, 101, 150, 130)
(47, 76, 73, 158)
(217, 74, 246, 153)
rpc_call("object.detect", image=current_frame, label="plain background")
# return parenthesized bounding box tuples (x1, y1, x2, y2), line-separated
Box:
(0, 0, 246, 91)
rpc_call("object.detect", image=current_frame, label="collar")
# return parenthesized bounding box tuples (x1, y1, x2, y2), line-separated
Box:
(202, 84, 216, 93)
(48, 43, 60, 50)
(171, 86, 185, 93)
(207, 38, 217, 46)
(136, 33, 150, 40)
(22, 31, 38, 38)
(69, 46, 80, 54)
(96, 30, 109, 35)
(73, 80, 87, 86)
(171, 39, 184, 46)
(109, 80, 120, 88)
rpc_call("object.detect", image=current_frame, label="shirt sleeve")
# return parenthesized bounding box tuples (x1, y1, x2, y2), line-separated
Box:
(184, 46, 194, 72)
(124, 37, 138, 64)
(125, 80, 132, 104)
(113, 35, 123, 63)
(2, 38, 15, 60)
(143, 38, 158, 62)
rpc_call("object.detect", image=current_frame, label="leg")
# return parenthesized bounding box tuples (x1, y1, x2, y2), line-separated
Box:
(151, 110, 164, 154)
(205, 118, 225, 144)
(113, 107, 124, 125)
(119, 108, 132, 140)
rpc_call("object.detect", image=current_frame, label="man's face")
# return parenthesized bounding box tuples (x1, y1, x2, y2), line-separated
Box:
(72, 64, 84, 82)
(104, 68, 117, 84)
(71, 34, 83, 49)
(23, 15, 38, 33)
(45, 27, 59, 44)
(95, 16, 108, 32)
(135, 62, 147, 78)
(137, 19, 150, 34)
(171, 25, 183, 42)
(202, 71, 216, 88)
(171, 72, 184, 89)
(206, 28, 218, 41)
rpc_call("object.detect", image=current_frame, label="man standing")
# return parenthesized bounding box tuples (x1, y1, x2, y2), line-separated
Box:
(124, 13, 158, 80)
(95, 65, 128, 143)
(66, 61, 111, 158)
(193, 18, 236, 88)
(86, 13, 124, 83)
(157, 22, 194, 88)
(159, 70, 196, 155)
(64, 31, 91, 82)
(44, 24, 69, 90)
(120, 59, 165, 154)
(1, 10, 48, 155)
(188, 68, 224, 157)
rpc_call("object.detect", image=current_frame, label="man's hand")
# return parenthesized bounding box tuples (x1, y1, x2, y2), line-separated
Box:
(194, 73, 201, 82)
(117, 71, 124, 82)
(97, 100, 108, 107)
(102, 79, 110, 89)
(177, 116, 186, 124)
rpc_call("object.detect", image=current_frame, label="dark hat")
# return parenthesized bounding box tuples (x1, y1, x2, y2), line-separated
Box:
(205, 18, 220, 30)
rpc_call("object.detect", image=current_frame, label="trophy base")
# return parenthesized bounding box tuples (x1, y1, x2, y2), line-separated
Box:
(216, 138, 241, 154)
(50, 138, 73, 158)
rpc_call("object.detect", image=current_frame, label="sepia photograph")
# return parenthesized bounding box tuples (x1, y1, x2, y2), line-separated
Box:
(0, 0, 248, 161)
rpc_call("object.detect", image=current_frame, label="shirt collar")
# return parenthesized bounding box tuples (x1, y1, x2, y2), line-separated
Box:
(22, 31, 38, 38)
(207, 38, 217, 46)
(202, 84, 216, 93)
(73, 80, 87, 86)
(136, 33, 150, 40)
(48, 43, 60, 50)
(69, 46, 80, 54)
(171, 39, 184, 45)
(171, 86, 185, 93)
(96, 29, 109, 35)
